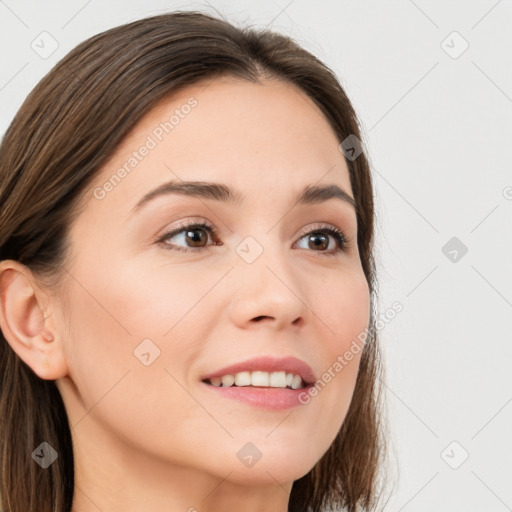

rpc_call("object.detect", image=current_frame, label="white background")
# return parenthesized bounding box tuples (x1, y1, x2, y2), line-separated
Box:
(1, 1, 511, 511)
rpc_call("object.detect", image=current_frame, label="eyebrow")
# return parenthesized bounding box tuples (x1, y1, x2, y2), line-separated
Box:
(130, 180, 356, 214)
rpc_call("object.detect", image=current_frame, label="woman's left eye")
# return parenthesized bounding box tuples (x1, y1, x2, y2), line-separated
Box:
(295, 225, 349, 256)
(158, 221, 349, 256)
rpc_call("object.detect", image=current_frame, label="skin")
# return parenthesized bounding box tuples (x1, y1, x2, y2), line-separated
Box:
(0, 76, 370, 511)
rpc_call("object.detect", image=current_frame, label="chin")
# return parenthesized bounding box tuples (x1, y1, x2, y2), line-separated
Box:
(220, 457, 318, 487)
(222, 437, 325, 486)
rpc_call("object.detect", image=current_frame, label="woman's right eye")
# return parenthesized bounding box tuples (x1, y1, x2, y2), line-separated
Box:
(158, 221, 221, 253)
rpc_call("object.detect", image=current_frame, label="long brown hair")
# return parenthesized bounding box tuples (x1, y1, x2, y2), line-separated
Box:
(0, 11, 386, 511)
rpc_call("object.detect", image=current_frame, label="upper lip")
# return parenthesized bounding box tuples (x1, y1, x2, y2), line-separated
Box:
(201, 356, 317, 385)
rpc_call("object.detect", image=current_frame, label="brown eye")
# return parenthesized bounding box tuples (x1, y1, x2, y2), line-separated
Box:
(307, 233, 329, 251)
(295, 226, 349, 256)
(181, 228, 209, 247)
(159, 221, 220, 252)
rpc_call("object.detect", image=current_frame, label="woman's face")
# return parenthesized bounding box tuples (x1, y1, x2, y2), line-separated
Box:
(55, 76, 370, 487)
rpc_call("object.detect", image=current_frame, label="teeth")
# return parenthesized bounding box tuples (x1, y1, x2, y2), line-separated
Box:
(234, 371, 251, 387)
(221, 375, 235, 387)
(269, 371, 287, 388)
(208, 371, 305, 389)
(251, 371, 269, 387)
(291, 374, 303, 390)
(210, 376, 222, 387)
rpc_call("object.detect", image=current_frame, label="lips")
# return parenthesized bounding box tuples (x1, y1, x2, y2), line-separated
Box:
(201, 356, 317, 387)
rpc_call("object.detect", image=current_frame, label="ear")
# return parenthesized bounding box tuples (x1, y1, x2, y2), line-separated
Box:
(0, 260, 68, 380)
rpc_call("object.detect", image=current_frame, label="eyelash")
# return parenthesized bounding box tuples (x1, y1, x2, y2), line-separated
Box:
(157, 220, 350, 257)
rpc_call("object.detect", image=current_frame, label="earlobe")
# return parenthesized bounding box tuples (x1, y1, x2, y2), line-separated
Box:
(0, 260, 68, 380)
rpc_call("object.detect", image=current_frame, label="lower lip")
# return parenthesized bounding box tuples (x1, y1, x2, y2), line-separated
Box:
(202, 383, 311, 410)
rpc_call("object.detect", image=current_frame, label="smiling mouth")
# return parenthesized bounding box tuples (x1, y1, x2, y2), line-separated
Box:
(203, 370, 307, 389)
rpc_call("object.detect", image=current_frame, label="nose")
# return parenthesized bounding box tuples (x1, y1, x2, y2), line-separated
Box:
(227, 242, 309, 331)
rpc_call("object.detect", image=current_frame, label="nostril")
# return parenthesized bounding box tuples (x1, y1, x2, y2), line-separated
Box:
(253, 316, 271, 322)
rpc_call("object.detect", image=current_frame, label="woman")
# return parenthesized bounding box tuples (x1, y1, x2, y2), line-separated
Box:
(0, 10, 386, 512)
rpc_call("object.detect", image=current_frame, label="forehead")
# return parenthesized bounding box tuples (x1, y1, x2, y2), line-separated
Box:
(88, 76, 353, 216)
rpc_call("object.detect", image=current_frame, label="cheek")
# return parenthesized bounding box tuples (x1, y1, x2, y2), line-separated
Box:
(61, 258, 222, 419)
(101, 255, 228, 336)
(61, 270, 208, 464)
(302, 270, 370, 425)
(61, 281, 135, 410)
(309, 268, 370, 354)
